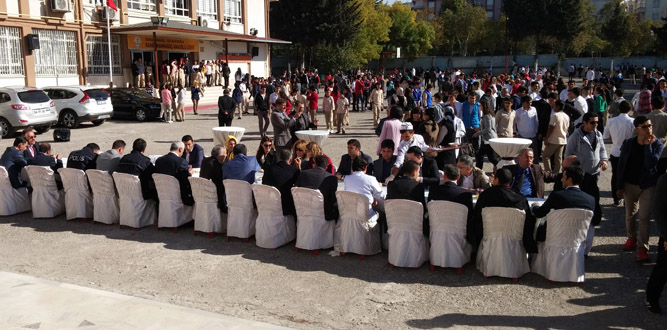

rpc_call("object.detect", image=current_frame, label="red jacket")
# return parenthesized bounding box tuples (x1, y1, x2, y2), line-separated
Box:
(307, 92, 319, 110)
(354, 79, 364, 95)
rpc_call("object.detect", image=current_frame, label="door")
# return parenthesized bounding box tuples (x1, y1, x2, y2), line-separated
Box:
(168, 52, 187, 63)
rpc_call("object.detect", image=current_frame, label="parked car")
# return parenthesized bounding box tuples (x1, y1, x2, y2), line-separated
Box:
(0, 87, 58, 138)
(108, 88, 162, 121)
(42, 86, 113, 128)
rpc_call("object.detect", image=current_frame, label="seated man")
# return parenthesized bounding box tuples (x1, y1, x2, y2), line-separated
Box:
(471, 168, 537, 253)
(67, 143, 100, 171)
(296, 155, 339, 221)
(344, 157, 385, 217)
(404, 146, 440, 188)
(0, 137, 28, 189)
(373, 139, 397, 184)
(96, 140, 126, 173)
(457, 155, 491, 191)
(429, 164, 474, 236)
(336, 139, 374, 179)
(392, 122, 432, 176)
(22, 128, 38, 161)
(200, 145, 227, 212)
(155, 141, 194, 206)
(181, 135, 204, 168)
(222, 144, 261, 184)
(532, 165, 595, 242)
(117, 138, 156, 201)
(263, 148, 300, 217)
(503, 148, 545, 198)
(386, 160, 428, 235)
(28, 142, 63, 190)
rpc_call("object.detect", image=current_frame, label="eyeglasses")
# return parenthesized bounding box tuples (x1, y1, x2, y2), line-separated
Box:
(640, 124, 653, 129)
(263, 144, 272, 148)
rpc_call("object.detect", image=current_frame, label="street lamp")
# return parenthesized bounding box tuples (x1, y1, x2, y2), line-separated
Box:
(150, 16, 169, 25)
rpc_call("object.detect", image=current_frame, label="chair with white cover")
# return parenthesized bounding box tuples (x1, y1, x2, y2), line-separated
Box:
(0, 166, 31, 216)
(223, 179, 257, 241)
(531, 208, 593, 283)
(251, 184, 296, 249)
(385, 199, 429, 268)
(24, 166, 65, 218)
(189, 177, 227, 237)
(427, 200, 471, 273)
(113, 172, 157, 229)
(86, 169, 119, 224)
(476, 207, 530, 281)
(335, 191, 381, 258)
(152, 173, 193, 231)
(57, 168, 93, 221)
(291, 187, 334, 254)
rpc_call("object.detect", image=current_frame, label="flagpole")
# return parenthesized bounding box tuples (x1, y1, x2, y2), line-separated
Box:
(106, 4, 113, 85)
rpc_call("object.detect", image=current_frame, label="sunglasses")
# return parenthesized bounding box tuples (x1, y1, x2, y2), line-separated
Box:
(296, 148, 304, 152)
(263, 144, 272, 148)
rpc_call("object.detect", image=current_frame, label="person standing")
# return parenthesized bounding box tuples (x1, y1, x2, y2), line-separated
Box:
(218, 89, 235, 127)
(646, 171, 667, 314)
(306, 86, 319, 121)
(495, 96, 515, 138)
(222, 62, 231, 88)
(232, 82, 243, 120)
(335, 87, 350, 134)
(514, 96, 540, 159)
(190, 81, 202, 115)
(604, 100, 635, 205)
(369, 82, 384, 127)
(473, 99, 498, 169)
(161, 84, 173, 123)
(255, 85, 270, 137)
(270, 98, 295, 151)
(322, 88, 335, 133)
(542, 100, 570, 173)
(647, 95, 667, 175)
(174, 85, 186, 122)
(136, 58, 145, 88)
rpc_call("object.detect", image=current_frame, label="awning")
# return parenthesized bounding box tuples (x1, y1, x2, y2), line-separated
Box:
(111, 21, 291, 44)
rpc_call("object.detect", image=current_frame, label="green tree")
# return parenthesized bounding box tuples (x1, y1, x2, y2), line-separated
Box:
(349, 0, 392, 65)
(651, 16, 667, 50)
(383, 2, 435, 60)
(439, 0, 466, 14)
(439, 3, 488, 56)
(598, 0, 635, 56)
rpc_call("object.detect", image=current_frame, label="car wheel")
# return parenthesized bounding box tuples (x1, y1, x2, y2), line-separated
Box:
(91, 119, 106, 126)
(135, 108, 148, 121)
(59, 110, 79, 129)
(0, 118, 14, 138)
(35, 125, 51, 134)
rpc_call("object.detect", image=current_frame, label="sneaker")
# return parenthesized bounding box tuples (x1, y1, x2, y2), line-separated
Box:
(645, 300, 663, 315)
(622, 238, 637, 251)
(636, 248, 650, 263)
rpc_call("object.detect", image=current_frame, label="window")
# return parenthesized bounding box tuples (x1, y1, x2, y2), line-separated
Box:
(34, 30, 77, 76)
(165, 0, 189, 16)
(0, 27, 24, 76)
(654, 0, 660, 9)
(197, 0, 218, 20)
(127, 0, 156, 12)
(653, 13, 660, 20)
(486, 0, 494, 7)
(86, 36, 121, 76)
(487, 11, 493, 19)
(225, 0, 242, 23)
(0, 93, 11, 103)
(427, 1, 435, 9)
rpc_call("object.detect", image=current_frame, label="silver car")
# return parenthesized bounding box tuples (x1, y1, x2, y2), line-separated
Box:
(43, 86, 114, 129)
(0, 87, 58, 138)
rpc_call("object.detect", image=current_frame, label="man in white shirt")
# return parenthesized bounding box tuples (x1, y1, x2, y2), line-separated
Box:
(344, 157, 385, 217)
(239, 78, 250, 114)
(560, 80, 575, 101)
(586, 68, 596, 82)
(269, 85, 281, 112)
(543, 99, 570, 173)
(529, 81, 541, 101)
(569, 87, 588, 126)
(515, 95, 540, 155)
(603, 100, 634, 205)
(445, 93, 463, 120)
(392, 122, 431, 176)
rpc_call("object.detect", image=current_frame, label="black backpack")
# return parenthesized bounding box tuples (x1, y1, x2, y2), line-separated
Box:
(53, 128, 70, 142)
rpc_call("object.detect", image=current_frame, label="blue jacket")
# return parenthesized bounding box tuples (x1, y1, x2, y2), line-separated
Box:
(461, 101, 480, 129)
(0, 147, 28, 189)
(617, 136, 664, 190)
(181, 143, 204, 168)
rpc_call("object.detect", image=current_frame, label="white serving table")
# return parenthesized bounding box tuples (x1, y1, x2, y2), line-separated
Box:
(212, 126, 246, 145)
(294, 130, 329, 145)
(488, 137, 533, 168)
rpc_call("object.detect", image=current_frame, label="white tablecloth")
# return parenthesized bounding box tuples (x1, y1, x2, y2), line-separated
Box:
(212, 127, 246, 145)
(488, 138, 533, 168)
(294, 130, 329, 145)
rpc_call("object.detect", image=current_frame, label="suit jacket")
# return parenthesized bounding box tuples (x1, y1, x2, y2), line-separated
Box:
(29, 152, 63, 171)
(336, 152, 374, 176)
(200, 156, 227, 212)
(386, 175, 428, 235)
(0, 147, 28, 189)
(155, 152, 194, 206)
(471, 185, 537, 253)
(255, 92, 269, 112)
(532, 186, 595, 241)
(420, 156, 440, 188)
(182, 143, 205, 168)
(428, 181, 474, 237)
(270, 110, 295, 148)
(23, 144, 38, 162)
(296, 167, 339, 221)
(262, 161, 300, 216)
(503, 163, 545, 198)
(457, 167, 491, 190)
(218, 95, 235, 119)
(117, 151, 156, 200)
(373, 156, 397, 184)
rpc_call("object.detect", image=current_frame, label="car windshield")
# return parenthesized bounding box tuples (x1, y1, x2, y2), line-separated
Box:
(125, 90, 154, 100)
(17, 90, 50, 103)
(85, 89, 109, 100)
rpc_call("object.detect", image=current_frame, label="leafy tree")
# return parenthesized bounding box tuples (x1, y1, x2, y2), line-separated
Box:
(439, 0, 466, 14)
(383, 3, 435, 60)
(438, 4, 488, 56)
(349, 0, 392, 65)
(651, 16, 667, 49)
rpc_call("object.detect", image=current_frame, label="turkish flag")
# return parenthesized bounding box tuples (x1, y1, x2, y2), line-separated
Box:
(107, 0, 118, 11)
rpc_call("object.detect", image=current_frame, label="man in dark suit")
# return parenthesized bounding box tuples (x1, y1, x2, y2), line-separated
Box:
(373, 139, 396, 184)
(405, 146, 440, 188)
(263, 148, 300, 217)
(29, 142, 63, 190)
(533, 89, 552, 163)
(255, 85, 270, 137)
(67, 143, 100, 171)
(21, 128, 38, 161)
(336, 139, 374, 179)
(217, 89, 235, 127)
(0, 137, 28, 189)
(386, 160, 428, 235)
(503, 148, 545, 198)
(532, 166, 595, 242)
(181, 135, 204, 168)
(117, 138, 156, 201)
(471, 168, 537, 253)
(296, 155, 339, 221)
(429, 164, 474, 237)
(200, 145, 227, 212)
(155, 141, 194, 206)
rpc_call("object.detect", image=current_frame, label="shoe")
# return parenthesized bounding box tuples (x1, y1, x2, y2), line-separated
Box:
(636, 248, 650, 263)
(237, 117, 242, 119)
(645, 300, 662, 315)
(622, 238, 637, 251)
(342, 130, 346, 134)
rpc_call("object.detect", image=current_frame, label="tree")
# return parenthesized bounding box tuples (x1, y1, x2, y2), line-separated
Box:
(438, 4, 488, 56)
(349, 0, 392, 65)
(439, 0, 466, 14)
(599, 0, 635, 56)
(383, 3, 435, 61)
(651, 16, 667, 50)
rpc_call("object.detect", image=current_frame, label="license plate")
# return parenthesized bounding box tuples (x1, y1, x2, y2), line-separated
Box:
(32, 108, 47, 115)
(97, 114, 110, 119)
(97, 100, 106, 105)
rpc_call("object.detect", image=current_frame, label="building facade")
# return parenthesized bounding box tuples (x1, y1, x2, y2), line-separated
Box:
(0, 0, 286, 88)
(411, 0, 502, 20)
(626, 0, 667, 21)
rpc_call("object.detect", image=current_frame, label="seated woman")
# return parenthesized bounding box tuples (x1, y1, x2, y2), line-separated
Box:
(255, 136, 276, 170)
(304, 142, 335, 174)
(223, 135, 237, 163)
(291, 139, 308, 168)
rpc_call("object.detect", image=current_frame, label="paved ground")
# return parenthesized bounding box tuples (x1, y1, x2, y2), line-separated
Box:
(0, 82, 665, 329)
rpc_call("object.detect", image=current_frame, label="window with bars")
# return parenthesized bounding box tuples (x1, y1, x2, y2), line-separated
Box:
(127, 0, 156, 12)
(197, 0, 218, 20)
(34, 29, 78, 76)
(225, 0, 242, 23)
(86, 36, 122, 76)
(165, 0, 190, 16)
(0, 27, 24, 76)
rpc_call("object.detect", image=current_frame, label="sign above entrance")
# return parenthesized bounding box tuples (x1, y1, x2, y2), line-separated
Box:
(128, 35, 198, 52)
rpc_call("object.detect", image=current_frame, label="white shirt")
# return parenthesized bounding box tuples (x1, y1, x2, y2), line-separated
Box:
(603, 113, 635, 157)
(573, 96, 588, 124)
(530, 91, 540, 101)
(344, 171, 385, 215)
(559, 88, 569, 102)
(239, 83, 248, 94)
(586, 70, 595, 81)
(514, 106, 539, 138)
(394, 134, 429, 168)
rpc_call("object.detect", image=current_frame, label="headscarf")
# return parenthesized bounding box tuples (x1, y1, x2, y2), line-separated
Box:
(224, 135, 238, 162)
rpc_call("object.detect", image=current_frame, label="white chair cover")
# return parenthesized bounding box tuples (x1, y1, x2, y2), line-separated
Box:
(152, 173, 194, 229)
(189, 177, 227, 234)
(291, 187, 334, 251)
(531, 208, 593, 283)
(334, 191, 381, 256)
(57, 168, 93, 220)
(0, 166, 31, 216)
(252, 184, 296, 249)
(584, 224, 595, 255)
(385, 200, 429, 268)
(476, 207, 530, 279)
(113, 172, 157, 229)
(24, 166, 65, 218)
(222, 179, 257, 239)
(86, 170, 120, 224)
(428, 201, 471, 269)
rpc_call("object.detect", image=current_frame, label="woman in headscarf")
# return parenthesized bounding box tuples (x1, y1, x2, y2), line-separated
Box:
(223, 135, 237, 163)
(435, 106, 457, 168)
